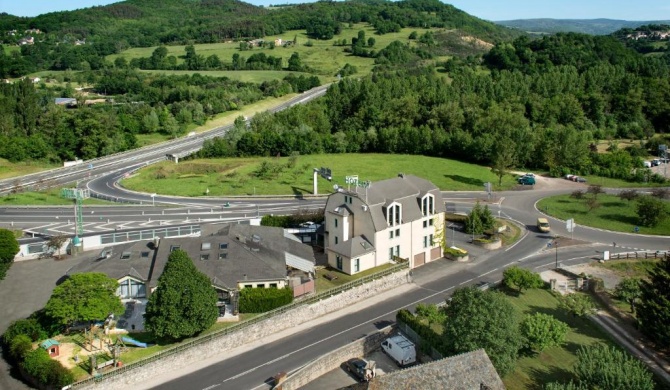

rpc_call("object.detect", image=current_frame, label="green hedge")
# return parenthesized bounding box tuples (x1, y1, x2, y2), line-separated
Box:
(2, 318, 47, 345)
(396, 309, 447, 354)
(239, 287, 293, 313)
(261, 212, 324, 228)
(443, 247, 468, 257)
(21, 348, 74, 388)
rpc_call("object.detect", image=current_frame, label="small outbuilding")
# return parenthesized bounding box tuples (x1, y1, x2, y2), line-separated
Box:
(40, 339, 60, 357)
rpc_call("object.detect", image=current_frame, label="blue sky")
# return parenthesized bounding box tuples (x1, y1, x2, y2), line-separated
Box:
(2, 0, 670, 21)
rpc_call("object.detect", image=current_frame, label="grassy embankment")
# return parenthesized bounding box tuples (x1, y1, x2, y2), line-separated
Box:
(120, 153, 520, 196)
(503, 289, 616, 389)
(537, 194, 670, 236)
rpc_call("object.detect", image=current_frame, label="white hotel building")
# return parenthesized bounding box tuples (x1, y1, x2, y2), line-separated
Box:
(324, 174, 446, 274)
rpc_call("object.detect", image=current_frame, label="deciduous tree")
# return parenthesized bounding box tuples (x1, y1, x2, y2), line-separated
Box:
(558, 293, 595, 318)
(144, 249, 218, 341)
(636, 195, 668, 227)
(44, 273, 124, 326)
(636, 255, 670, 347)
(574, 344, 654, 390)
(614, 277, 642, 314)
(442, 287, 522, 376)
(0, 228, 20, 280)
(502, 266, 544, 293)
(520, 313, 568, 353)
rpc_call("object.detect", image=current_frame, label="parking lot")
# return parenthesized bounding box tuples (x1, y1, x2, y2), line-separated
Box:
(299, 348, 400, 390)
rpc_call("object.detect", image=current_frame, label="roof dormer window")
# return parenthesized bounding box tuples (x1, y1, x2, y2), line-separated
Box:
(386, 203, 402, 227)
(422, 194, 435, 216)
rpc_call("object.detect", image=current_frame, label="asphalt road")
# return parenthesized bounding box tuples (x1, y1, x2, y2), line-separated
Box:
(148, 244, 606, 390)
(0, 85, 329, 196)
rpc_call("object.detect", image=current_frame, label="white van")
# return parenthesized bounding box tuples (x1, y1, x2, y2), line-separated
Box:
(381, 335, 416, 366)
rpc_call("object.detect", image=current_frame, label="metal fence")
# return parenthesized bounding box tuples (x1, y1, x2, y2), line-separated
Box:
(68, 261, 409, 389)
(99, 225, 201, 245)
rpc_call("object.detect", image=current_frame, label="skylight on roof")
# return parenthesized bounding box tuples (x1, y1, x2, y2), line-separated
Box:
(201, 242, 211, 250)
(120, 251, 131, 260)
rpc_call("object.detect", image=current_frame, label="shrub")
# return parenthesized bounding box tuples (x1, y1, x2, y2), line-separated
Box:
(9, 334, 33, 362)
(239, 287, 293, 313)
(21, 348, 74, 388)
(396, 309, 447, 354)
(3, 319, 47, 345)
(444, 247, 468, 258)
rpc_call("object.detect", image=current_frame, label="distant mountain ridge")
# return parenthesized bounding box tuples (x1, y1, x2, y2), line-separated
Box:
(495, 18, 670, 35)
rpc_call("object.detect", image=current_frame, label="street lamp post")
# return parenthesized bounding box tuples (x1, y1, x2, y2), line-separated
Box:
(554, 236, 559, 269)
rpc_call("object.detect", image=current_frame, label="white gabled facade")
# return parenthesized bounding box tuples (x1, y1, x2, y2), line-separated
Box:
(324, 174, 445, 275)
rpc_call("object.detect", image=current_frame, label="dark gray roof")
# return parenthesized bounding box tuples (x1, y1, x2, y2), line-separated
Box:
(68, 224, 316, 292)
(67, 240, 158, 283)
(352, 349, 504, 390)
(327, 175, 446, 233)
(328, 235, 375, 258)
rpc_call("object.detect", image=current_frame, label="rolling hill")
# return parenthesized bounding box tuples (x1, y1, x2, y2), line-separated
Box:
(496, 18, 670, 35)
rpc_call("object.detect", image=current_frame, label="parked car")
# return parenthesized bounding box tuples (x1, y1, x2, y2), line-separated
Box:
(518, 176, 536, 185)
(575, 177, 587, 183)
(345, 358, 376, 382)
(643, 161, 652, 168)
(565, 174, 575, 180)
(475, 281, 490, 291)
(299, 221, 315, 228)
(651, 159, 661, 167)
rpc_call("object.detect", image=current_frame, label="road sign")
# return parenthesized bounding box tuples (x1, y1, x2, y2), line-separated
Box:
(566, 218, 575, 232)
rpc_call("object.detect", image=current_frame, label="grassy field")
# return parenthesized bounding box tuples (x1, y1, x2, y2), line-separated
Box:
(594, 258, 660, 279)
(537, 194, 670, 236)
(503, 289, 614, 389)
(120, 153, 519, 197)
(1, 188, 112, 206)
(108, 23, 434, 81)
(0, 158, 59, 180)
(315, 263, 397, 291)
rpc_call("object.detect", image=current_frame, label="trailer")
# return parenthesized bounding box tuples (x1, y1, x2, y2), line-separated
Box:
(381, 334, 416, 366)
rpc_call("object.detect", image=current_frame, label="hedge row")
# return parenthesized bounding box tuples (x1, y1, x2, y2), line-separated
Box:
(396, 309, 448, 355)
(239, 287, 293, 313)
(2, 318, 73, 388)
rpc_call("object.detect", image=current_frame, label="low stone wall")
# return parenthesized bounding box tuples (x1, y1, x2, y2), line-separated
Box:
(473, 239, 501, 250)
(75, 269, 410, 390)
(277, 327, 395, 390)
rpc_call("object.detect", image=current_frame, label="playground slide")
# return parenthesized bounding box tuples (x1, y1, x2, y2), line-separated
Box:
(121, 336, 148, 348)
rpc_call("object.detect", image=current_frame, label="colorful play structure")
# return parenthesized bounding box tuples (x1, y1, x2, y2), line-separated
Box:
(121, 336, 148, 348)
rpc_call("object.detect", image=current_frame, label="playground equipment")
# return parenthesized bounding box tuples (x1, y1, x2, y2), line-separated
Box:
(121, 336, 148, 348)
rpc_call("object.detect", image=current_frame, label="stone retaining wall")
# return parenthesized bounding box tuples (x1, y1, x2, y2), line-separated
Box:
(276, 327, 395, 390)
(76, 269, 411, 390)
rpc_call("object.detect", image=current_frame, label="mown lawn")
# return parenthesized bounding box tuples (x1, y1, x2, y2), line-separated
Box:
(1, 187, 113, 206)
(120, 153, 520, 197)
(503, 289, 615, 389)
(108, 23, 435, 81)
(537, 194, 670, 235)
(315, 263, 397, 291)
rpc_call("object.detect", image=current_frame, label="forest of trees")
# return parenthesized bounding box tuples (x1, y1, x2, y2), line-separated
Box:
(0, 0, 518, 78)
(0, 70, 304, 162)
(197, 33, 670, 182)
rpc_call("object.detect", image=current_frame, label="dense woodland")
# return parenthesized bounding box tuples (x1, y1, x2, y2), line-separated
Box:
(0, 71, 310, 162)
(199, 33, 670, 182)
(0, 1, 669, 184)
(0, 0, 517, 78)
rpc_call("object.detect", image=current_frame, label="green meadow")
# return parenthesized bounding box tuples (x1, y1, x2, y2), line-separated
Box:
(120, 153, 518, 196)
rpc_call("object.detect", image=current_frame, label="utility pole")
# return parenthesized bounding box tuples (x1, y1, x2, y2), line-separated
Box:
(554, 236, 559, 269)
